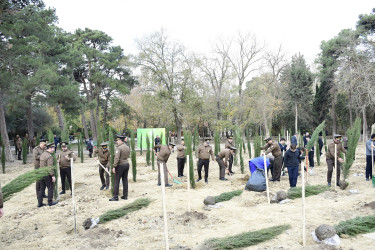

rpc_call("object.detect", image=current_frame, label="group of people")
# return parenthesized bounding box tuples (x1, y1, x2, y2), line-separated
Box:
(13, 134, 37, 160)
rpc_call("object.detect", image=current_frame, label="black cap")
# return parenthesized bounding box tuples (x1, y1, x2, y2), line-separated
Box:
(264, 137, 272, 142)
(334, 134, 342, 140)
(46, 143, 55, 149)
(280, 138, 286, 141)
(40, 139, 48, 143)
(169, 142, 176, 147)
(116, 135, 126, 141)
(61, 142, 68, 147)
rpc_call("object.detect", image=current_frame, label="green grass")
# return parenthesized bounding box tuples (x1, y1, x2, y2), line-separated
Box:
(215, 190, 243, 203)
(98, 198, 151, 224)
(203, 224, 291, 249)
(2, 167, 55, 202)
(334, 215, 375, 236)
(287, 185, 330, 199)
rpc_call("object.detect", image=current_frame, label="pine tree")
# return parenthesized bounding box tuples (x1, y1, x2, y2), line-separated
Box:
(146, 133, 151, 166)
(151, 131, 155, 170)
(108, 131, 115, 195)
(214, 131, 220, 155)
(305, 121, 325, 152)
(184, 131, 195, 188)
(1, 133, 6, 173)
(343, 118, 361, 181)
(234, 128, 240, 166)
(22, 138, 28, 164)
(130, 130, 137, 182)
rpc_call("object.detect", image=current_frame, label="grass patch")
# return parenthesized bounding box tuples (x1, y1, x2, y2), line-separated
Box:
(215, 190, 243, 203)
(99, 198, 151, 224)
(2, 167, 56, 202)
(287, 185, 330, 199)
(334, 215, 375, 236)
(203, 224, 291, 249)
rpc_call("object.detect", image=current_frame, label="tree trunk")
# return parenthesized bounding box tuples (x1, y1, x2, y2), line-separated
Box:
(81, 112, 89, 140)
(295, 102, 298, 134)
(331, 93, 337, 135)
(123, 115, 128, 131)
(262, 110, 270, 137)
(89, 109, 97, 140)
(362, 106, 367, 142)
(103, 100, 108, 127)
(348, 89, 353, 128)
(55, 104, 65, 132)
(25, 96, 35, 139)
(176, 123, 182, 144)
(0, 94, 14, 162)
(216, 99, 221, 120)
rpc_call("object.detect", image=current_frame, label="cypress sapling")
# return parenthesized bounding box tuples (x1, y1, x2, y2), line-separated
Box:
(1, 133, 5, 173)
(146, 133, 151, 166)
(109, 131, 115, 195)
(22, 138, 28, 164)
(131, 130, 137, 182)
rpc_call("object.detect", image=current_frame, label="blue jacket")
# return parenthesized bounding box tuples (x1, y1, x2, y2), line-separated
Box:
(291, 135, 298, 145)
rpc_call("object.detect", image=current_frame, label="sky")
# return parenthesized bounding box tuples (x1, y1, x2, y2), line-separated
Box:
(43, 0, 374, 65)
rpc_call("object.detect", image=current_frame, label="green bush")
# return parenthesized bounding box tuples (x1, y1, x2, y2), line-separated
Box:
(335, 215, 375, 236)
(215, 190, 242, 203)
(287, 185, 330, 199)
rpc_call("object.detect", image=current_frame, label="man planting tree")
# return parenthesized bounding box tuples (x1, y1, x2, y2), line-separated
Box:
(261, 137, 283, 182)
(216, 146, 236, 181)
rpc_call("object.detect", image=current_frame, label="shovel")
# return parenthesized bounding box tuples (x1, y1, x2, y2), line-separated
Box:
(167, 169, 182, 184)
(372, 148, 375, 187)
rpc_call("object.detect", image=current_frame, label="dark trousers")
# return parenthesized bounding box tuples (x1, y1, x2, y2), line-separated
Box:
(216, 157, 226, 178)
(273, 155, 283, 181)
(113, 163, 129, 198)
(38, 175, 53, 205)
(287, 166, 298, 187)
(308, 151, 314, 168)
(228, 154, 234, 173)
(177, 157, 185, 176)
(99, 164, 110, 187)
(197, 159, 209, 180)
(327, 158, 340, 184)
(36, 180, 43, 196)
(88, 149, 93, 158)
(157, 160, 169, 185)
(60, 167, 72, 192)
(17, 148, 22, 160)
(366, 155, 375, 179)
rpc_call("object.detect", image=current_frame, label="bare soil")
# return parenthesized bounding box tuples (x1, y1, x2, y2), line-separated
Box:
(1, 142, 375, 249)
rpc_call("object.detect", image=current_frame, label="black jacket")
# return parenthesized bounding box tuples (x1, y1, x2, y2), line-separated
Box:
(284, 149, 305, 167)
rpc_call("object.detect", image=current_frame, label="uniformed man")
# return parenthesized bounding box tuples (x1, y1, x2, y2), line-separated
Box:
(261, 137, 283, 182)
(94, 142, 111, 190)
(109, 135, 131, 201)
(33, 139, 47, 198)
(196, 139, 215, 184)
(38, 143, 58, 207)
(30, 136, 37, 151)
(154, 142, 176, 187)
(217, 146, 236, 181)
(58, 142, 76, 195)
(225, 136, 235, 174)
(176, 140, 186, 177)
(326, 134, 347, 187)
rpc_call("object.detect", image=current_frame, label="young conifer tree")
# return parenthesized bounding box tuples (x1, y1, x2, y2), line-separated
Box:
(240, 136, 244, 174)
(140, 134, 143, 155)
(22, 138, 28, 164)
(146, 133, 151, 166)
(246, 132, 252, 159)
(151, 131, 155, 170)
(193, 126, 199, 151)
(214, 131, 220, 155)
(316, 139, 321, 166)
(1, 133, 5, 173)
(343, 118, 361, 181)
(131, 130, 137, 182)
(185, 131, 195, 188)
(109, 131, 115, 195)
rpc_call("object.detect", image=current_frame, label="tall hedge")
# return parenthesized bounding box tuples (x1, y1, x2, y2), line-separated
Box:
(130, 130, 137, 182)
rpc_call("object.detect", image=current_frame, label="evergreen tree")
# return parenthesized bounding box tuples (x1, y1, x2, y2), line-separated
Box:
(1, 133, 6, 173)
(298, 130, 304, 147)
(47, 129, 54, 144)
(108, 131, 115, 195)
(79, 133, 84, 163)
(246, 132, 252, 159)
(193, 126, 199, 151)
(316, 139, 321, 166)
(343, 118, 361, 181)
(77, 134, 81, 158)
(140, 134, 143, 155)
(151, 131, 155, 170)
(254, 134, 261, 157)
(184, 131, 195, 188)
(36, 133, 40, 146)
(214, 131, 220, 155)
(323, 130, 328, 153)
(22, 139, 28, 164)
(146, 133, 151, 166)
(304, 121, 325, 155)
(240, 137, 244, 174)
(130, 130, 137, 182)
(52, 150, 58, 199)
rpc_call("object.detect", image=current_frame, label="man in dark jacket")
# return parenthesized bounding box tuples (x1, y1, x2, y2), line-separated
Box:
(284, 144, 305, 187)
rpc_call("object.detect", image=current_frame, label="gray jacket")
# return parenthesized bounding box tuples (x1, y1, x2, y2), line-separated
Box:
(366, 140, 375, 156)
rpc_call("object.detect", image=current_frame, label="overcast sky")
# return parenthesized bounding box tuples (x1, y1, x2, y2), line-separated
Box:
(44, 0, 374, 65)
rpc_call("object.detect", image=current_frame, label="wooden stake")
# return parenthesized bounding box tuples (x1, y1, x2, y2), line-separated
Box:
(159, 162, 169, 249)
(71, 158, 77, 234)
(187, 156, 191, 212)
(302, 153, 307, 247)
(334, 144, 337, 190)
(263, 154, 270, 204)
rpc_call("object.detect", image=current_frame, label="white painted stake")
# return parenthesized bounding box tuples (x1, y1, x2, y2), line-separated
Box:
(159, 162, 169, 250)
(263, 154, 270, 204)
(334, 144, 337, 190)
(71, 158, 77, 234)
(187, 156, 191, 212)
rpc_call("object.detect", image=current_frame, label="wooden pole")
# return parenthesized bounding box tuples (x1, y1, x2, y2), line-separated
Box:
(263, 154, 270, 204)
(159, 162, 169, 249)
(71, 158, 77, 234)
(302, 151, 307, 247)
(334, 144, 337, 190)
(187, 156, 191, 212)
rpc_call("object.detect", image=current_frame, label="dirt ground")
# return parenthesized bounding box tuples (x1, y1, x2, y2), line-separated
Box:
(1, 141, 375, 250)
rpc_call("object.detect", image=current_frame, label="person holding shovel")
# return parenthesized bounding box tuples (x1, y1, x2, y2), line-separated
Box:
(326, 134, 346, 187)
(94, 142, 111, 190)
(216, 146, 236, 181)
(154, 142, 176, 187)
(365, 134, 375, 181)
(109, 135, 130, 201)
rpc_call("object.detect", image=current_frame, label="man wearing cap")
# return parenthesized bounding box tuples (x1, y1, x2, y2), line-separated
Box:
(196, 139, 215, 184)
(225, 136, 235, 174)
(217, 146, 236, 181)
(365, 134, 375, 181)
(33, 139, 47, 198)
(154, 142, 175, 187)
(94, 142, 111, 190)
(176, 140, 186, 177)
(109, 135, 130, 201)
(58, 142, 76, 195)
(326, 134, 347, 186)
(38, 143, 58, 207)
(261, 137, 283, 182)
